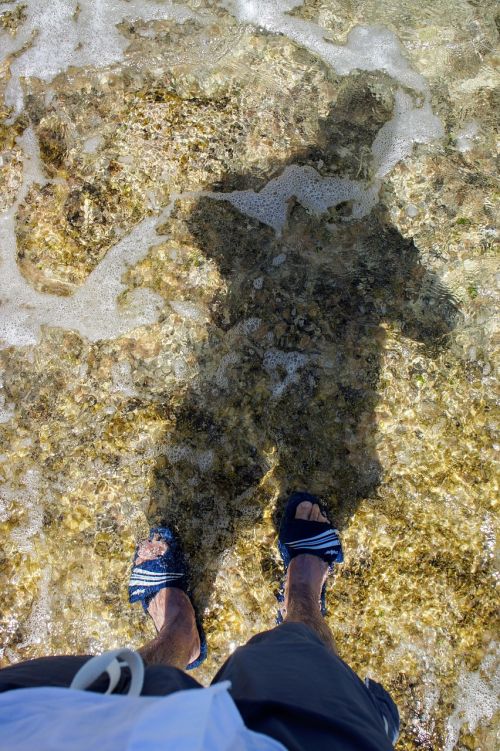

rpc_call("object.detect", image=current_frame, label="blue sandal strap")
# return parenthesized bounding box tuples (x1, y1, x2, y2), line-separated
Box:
(280, 518, 343, 563)
(279, 492, 343, 566)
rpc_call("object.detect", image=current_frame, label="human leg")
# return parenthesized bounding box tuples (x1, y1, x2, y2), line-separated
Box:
(0, 531, 203, 694)
(281, 500, 337, 653)
(211, 494, 398, 751)
(132, 534, 200, 670)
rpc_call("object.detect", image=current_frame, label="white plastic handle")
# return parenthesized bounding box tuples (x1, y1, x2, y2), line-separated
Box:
(69, 648, 145, 697)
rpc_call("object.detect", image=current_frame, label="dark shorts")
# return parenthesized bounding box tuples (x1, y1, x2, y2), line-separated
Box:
(0, 623, 399, 751)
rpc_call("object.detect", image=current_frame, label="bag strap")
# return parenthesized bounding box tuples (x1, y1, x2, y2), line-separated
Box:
(69, 648, 145, 697)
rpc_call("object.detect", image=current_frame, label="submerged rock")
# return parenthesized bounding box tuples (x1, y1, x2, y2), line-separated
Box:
(0, 3, 498, 750)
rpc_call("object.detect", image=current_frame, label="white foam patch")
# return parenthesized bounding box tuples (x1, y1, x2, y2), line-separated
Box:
(214, 352, 240, 389)
(165, 444, 214, 473)
(82, 134, 104, 154)
(18, 568, 52, 649)
(5, 469, 43, 554)
(263, 348, 309, 397)
(253, 276, 264, 289)
(372, 89, 443, 177)
(387, 639, 440, 745)
(169, 300, 207, 322)
(0, 127, 167, 349)
(186, 263, 214, 288)
(0, 398, 15, 424)
(444, 642, 500, 751)
(213, 319, 261, 388)
(224, 2, 426, 91)
(455, 120, 480, 152)
(239, 317, 262, 335)
(1, 0, 202, 115)
(110, 360, 137, 397)
(0, 493, 9, 524)
(208, 165, 379, 234)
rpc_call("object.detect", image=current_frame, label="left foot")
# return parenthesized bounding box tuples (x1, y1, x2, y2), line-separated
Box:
(136, 534, 200, 666)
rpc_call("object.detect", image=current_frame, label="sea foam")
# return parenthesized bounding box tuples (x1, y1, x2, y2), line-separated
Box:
(1, 0, 201, 115)
(444, 643, 500, 751)
(263, 348, 309, 397)
(0, 1, 446, 349)
(223, 0, 442, 177)
(0, 128, 166, 348)
(209, 166, 380, 234)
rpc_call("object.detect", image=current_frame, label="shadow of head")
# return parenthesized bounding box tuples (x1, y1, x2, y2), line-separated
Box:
(147, 71, 461, 609)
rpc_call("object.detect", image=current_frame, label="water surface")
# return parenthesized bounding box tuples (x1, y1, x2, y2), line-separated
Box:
(0, 2, 498, 748)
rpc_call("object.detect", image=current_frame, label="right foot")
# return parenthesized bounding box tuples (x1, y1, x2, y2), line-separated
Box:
(284, 501, 330, 614)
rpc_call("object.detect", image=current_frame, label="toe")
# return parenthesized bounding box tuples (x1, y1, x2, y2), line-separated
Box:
(311, 503, 329, 523)
(295, 501, 313, 520)
(135, 537, 168, 565)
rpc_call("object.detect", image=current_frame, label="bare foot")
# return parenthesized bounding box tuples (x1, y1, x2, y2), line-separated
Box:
(136, 534, 200, 666)
(284, 501, 330, 614)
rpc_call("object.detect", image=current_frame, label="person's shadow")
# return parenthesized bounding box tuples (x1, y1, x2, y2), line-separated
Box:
(146, 75, 460, 616)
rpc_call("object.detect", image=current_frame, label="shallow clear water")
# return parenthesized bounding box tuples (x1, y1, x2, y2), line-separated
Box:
(0, 1, 498, 748)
